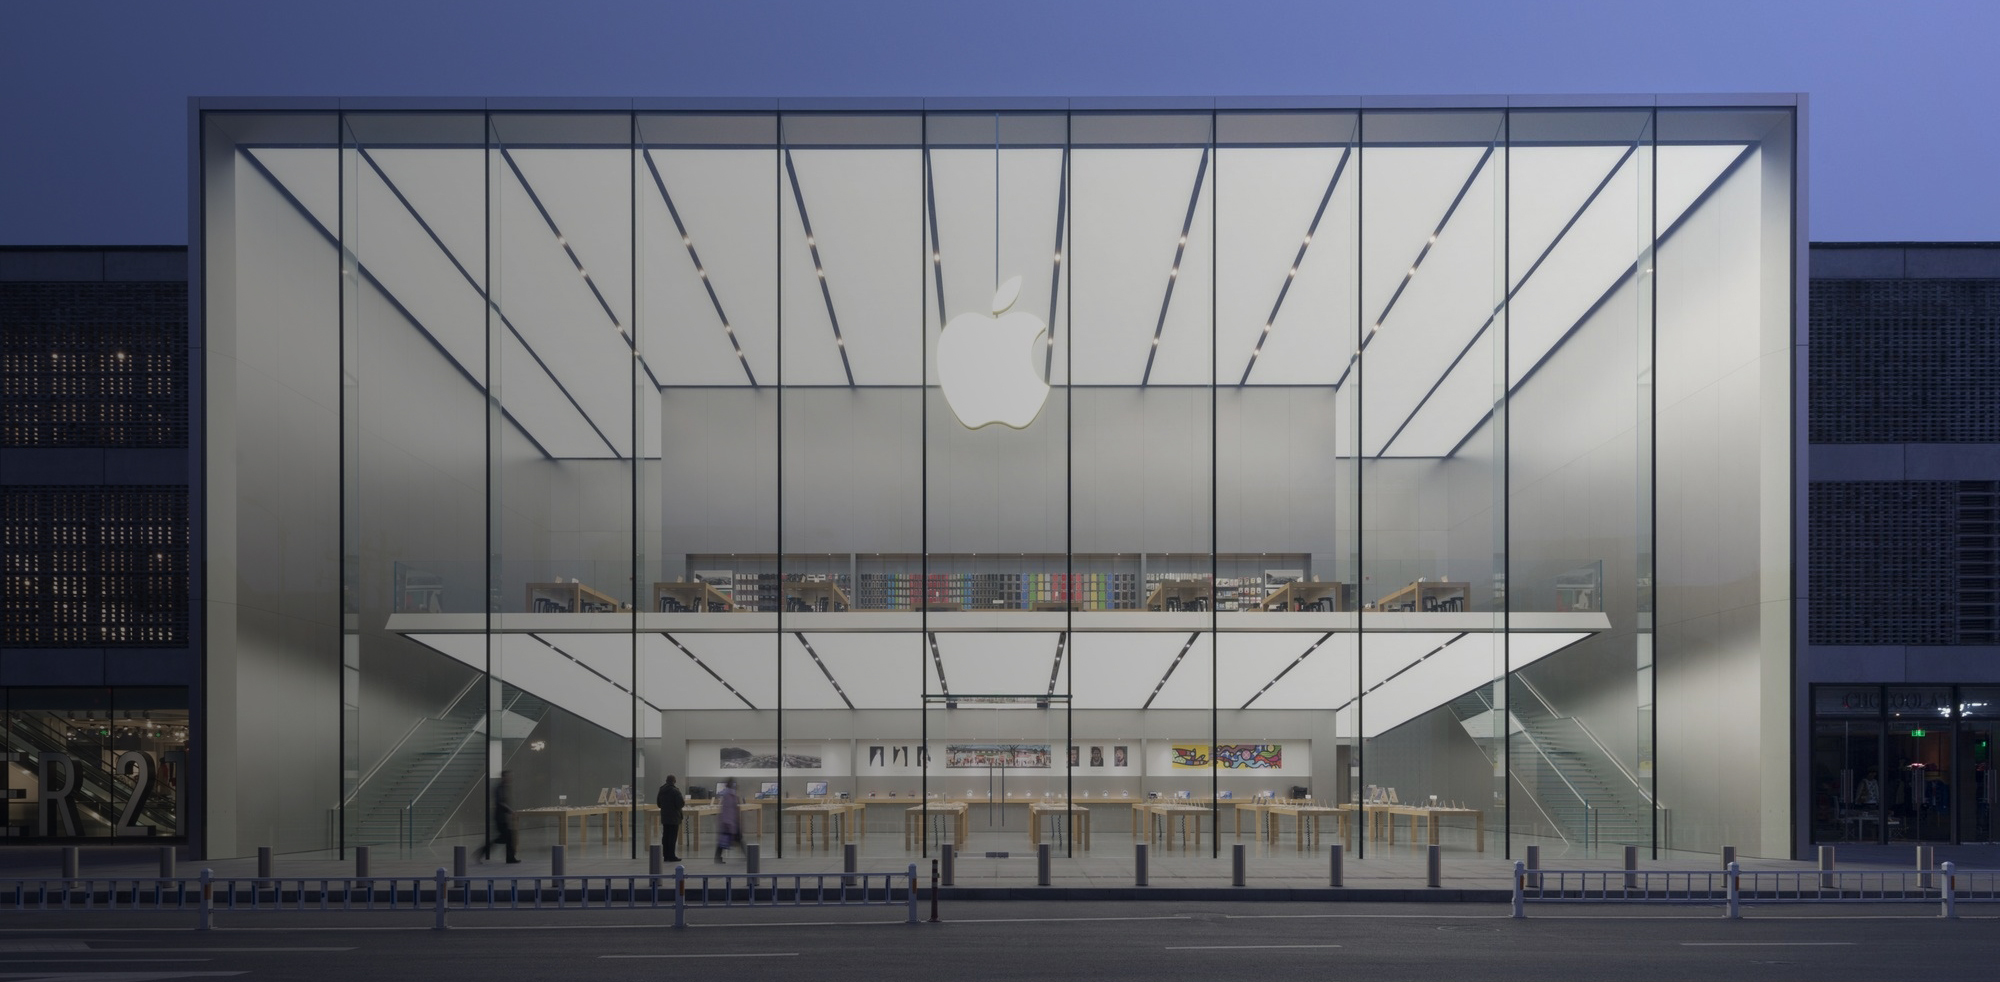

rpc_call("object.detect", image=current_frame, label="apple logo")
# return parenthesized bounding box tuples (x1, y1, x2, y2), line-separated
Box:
(937, 275, 1049, 430)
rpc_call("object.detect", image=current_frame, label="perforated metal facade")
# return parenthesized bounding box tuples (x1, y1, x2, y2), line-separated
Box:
(0, 485, 189, 647)
(0, 279, 189, 448)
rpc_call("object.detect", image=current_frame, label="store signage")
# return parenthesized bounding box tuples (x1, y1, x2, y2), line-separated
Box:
(937, 276, 1050, 430)
(9, 750, 182, 839)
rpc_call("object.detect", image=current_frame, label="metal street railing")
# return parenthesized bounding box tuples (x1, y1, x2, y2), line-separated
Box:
(1512, 861, 1999, 919)
(0, 864, 923, 931)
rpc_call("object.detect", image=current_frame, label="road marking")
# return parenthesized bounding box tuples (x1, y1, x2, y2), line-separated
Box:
(1681, 942, 1856, 946)
(93, 947, 355, 952)
(5, 958, 214, 962)
(1226, 913, 1504, 920)
(1166, 944, 1344, 951)
(951, 915, 1193, 924)
(601, 952, 800, 959)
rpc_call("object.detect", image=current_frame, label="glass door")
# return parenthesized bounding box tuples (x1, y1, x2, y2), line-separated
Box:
(922, 691, 1071, 855)
(1810, 719, 1882, 843)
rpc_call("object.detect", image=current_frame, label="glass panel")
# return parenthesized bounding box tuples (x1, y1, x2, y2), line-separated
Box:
(1887, 721, 1951, 842)
(1506, 109, 1658, 855)
(635, 111, 781, 864)
(488, 112, 639, 856)
(1957, 718, 1997, 842)
(1068, 111, 1215, 856)
(1357, 110, 1507, 853)
(339, 112, 489, 854)
(1810, 718, 1881, 843)
(1214, 110, 1360, 854)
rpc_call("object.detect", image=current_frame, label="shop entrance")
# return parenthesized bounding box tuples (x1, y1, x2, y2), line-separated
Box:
(923, 693, 1072, 851)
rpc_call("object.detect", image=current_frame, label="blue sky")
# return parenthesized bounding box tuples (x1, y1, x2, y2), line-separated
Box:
(4, 0, 1992, 244)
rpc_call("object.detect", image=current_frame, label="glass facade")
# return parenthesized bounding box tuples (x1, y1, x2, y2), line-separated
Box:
(199, 100, 1798, 864)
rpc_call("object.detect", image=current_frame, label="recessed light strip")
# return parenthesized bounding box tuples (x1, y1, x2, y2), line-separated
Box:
(1141, 631, 1203, 710)
(1046, 631, 1068, 698)
(926, 632, 952, 698)
(1044, 147, 1069, 383)
(1330, 632, 1470, 714)
(782, 148, 857, 386)
(1139, 147, 1211, 387)
(530, 633, 664, 715)
(642, 149, 757, 387)
(663, 632, 758, 710)
(792, 632, 854, 709)
(1239, 147, 1350, 386)
(924, 148, 947, 327)
(1239, 631, 1335, 710)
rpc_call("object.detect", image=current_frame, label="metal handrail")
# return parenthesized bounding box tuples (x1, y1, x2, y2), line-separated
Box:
(1511, 725, 1595, 840)
(1514, 673, 1663, 809)
(344, 675, 484, 804)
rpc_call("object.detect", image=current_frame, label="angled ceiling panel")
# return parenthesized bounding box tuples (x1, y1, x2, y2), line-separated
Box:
(1069, 632, 1188, 709)
(367, 148, 488, 291)
(534, 632, 633, 691)
(247, 148, 339, 233)
(645, 148, 778, 386)
(509, 149, 634, 329)
(784, 149, 924, 385)
(638, 633, 749, 710)
(1217, 632, 1341, 709)
(1068, 148, 1208, 385)
(799, 632, 924, 709)
(934, 631, 1063, 697)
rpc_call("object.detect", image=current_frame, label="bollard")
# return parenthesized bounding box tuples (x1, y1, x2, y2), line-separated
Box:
(672, 866, 686, 930)
(745, 842, 761, 874)
(159, 845, 176, 879)
(929, 859, 940, 923)
(355, 845, 370, 878)
(1427, 844, 1441, 888)
(1942, 861, 1958, 919)
(906, 864, 919, 924)
(649, 844, 663, 876)
(941, 843, 955, 886)
(257, 846, 272, 879)
(845, 842, 859, 887)
(1721, 844, 1736, 868)
(1622, 844, 1637, 891)
(550, 844, 565, 877)
(1725, 861, 1741, 919)
(1329, 844, 1343, 888)
(433, 867, 449, 931)
(454, 845, 468, 878)
(62, 846, 79, 880)
(198, 868, 214, 931)
(1232, 843, 1246, 887)
(1511, 861, 1526, 918)
(1037, 842, 1051, 886)
(1917, 845, 1935, 890)
(1525, 845, 1541, 889)
(1134, 842, 1149, 887)
(1819, 844, 1836, 890)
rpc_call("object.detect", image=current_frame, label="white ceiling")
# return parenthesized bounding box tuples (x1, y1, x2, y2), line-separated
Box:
(246, 138, 1749, 461)
(403, 616, 1601, 740)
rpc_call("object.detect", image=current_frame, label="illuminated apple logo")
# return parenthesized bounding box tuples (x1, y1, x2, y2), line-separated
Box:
(938, 276, 1049, 430)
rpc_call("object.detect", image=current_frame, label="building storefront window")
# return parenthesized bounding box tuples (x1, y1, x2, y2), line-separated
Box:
(2, 687, 188, 839)
(1810, 684, 1996, 845)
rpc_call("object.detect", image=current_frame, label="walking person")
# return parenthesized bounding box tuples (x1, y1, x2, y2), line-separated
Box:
(715, 777, 742, 863)
(656, 774, 685, 863)
(480, 770, 520, 863)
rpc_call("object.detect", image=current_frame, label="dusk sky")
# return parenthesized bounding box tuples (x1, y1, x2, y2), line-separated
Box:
(5, 0, 1992, 245)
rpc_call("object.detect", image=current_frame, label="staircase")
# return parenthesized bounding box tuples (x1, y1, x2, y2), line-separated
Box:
(1448, 681, 1656, 847)
(343, 681, 551, 848)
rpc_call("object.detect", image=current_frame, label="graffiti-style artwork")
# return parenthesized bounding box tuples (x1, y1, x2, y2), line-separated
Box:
(945, 744, 1051, 768)
(1215, 744, 1282, 768)
(1171, 743, 1283, 769)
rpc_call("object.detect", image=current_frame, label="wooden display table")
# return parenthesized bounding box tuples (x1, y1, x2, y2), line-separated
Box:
(524, 581, 622, 614)
(1029, 802, 1092, 849)
(786, 802, 863, 848)
(1132, 802, 1209, 848)
(1145, 579, 1211, 612)
(516, 805, 614, 846)
(1379, 805, 1485, 851)
(903, 802, 970, 849)
(1263, 803, 1353, 850)
(1371, 580, 1469, 613)
(1254, 580, 1349, 612)
(652, 580, 733, 613)
(783, 580, 851, 612)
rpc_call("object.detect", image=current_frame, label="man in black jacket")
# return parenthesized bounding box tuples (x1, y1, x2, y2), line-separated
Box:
(656, 775, 686, 863)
